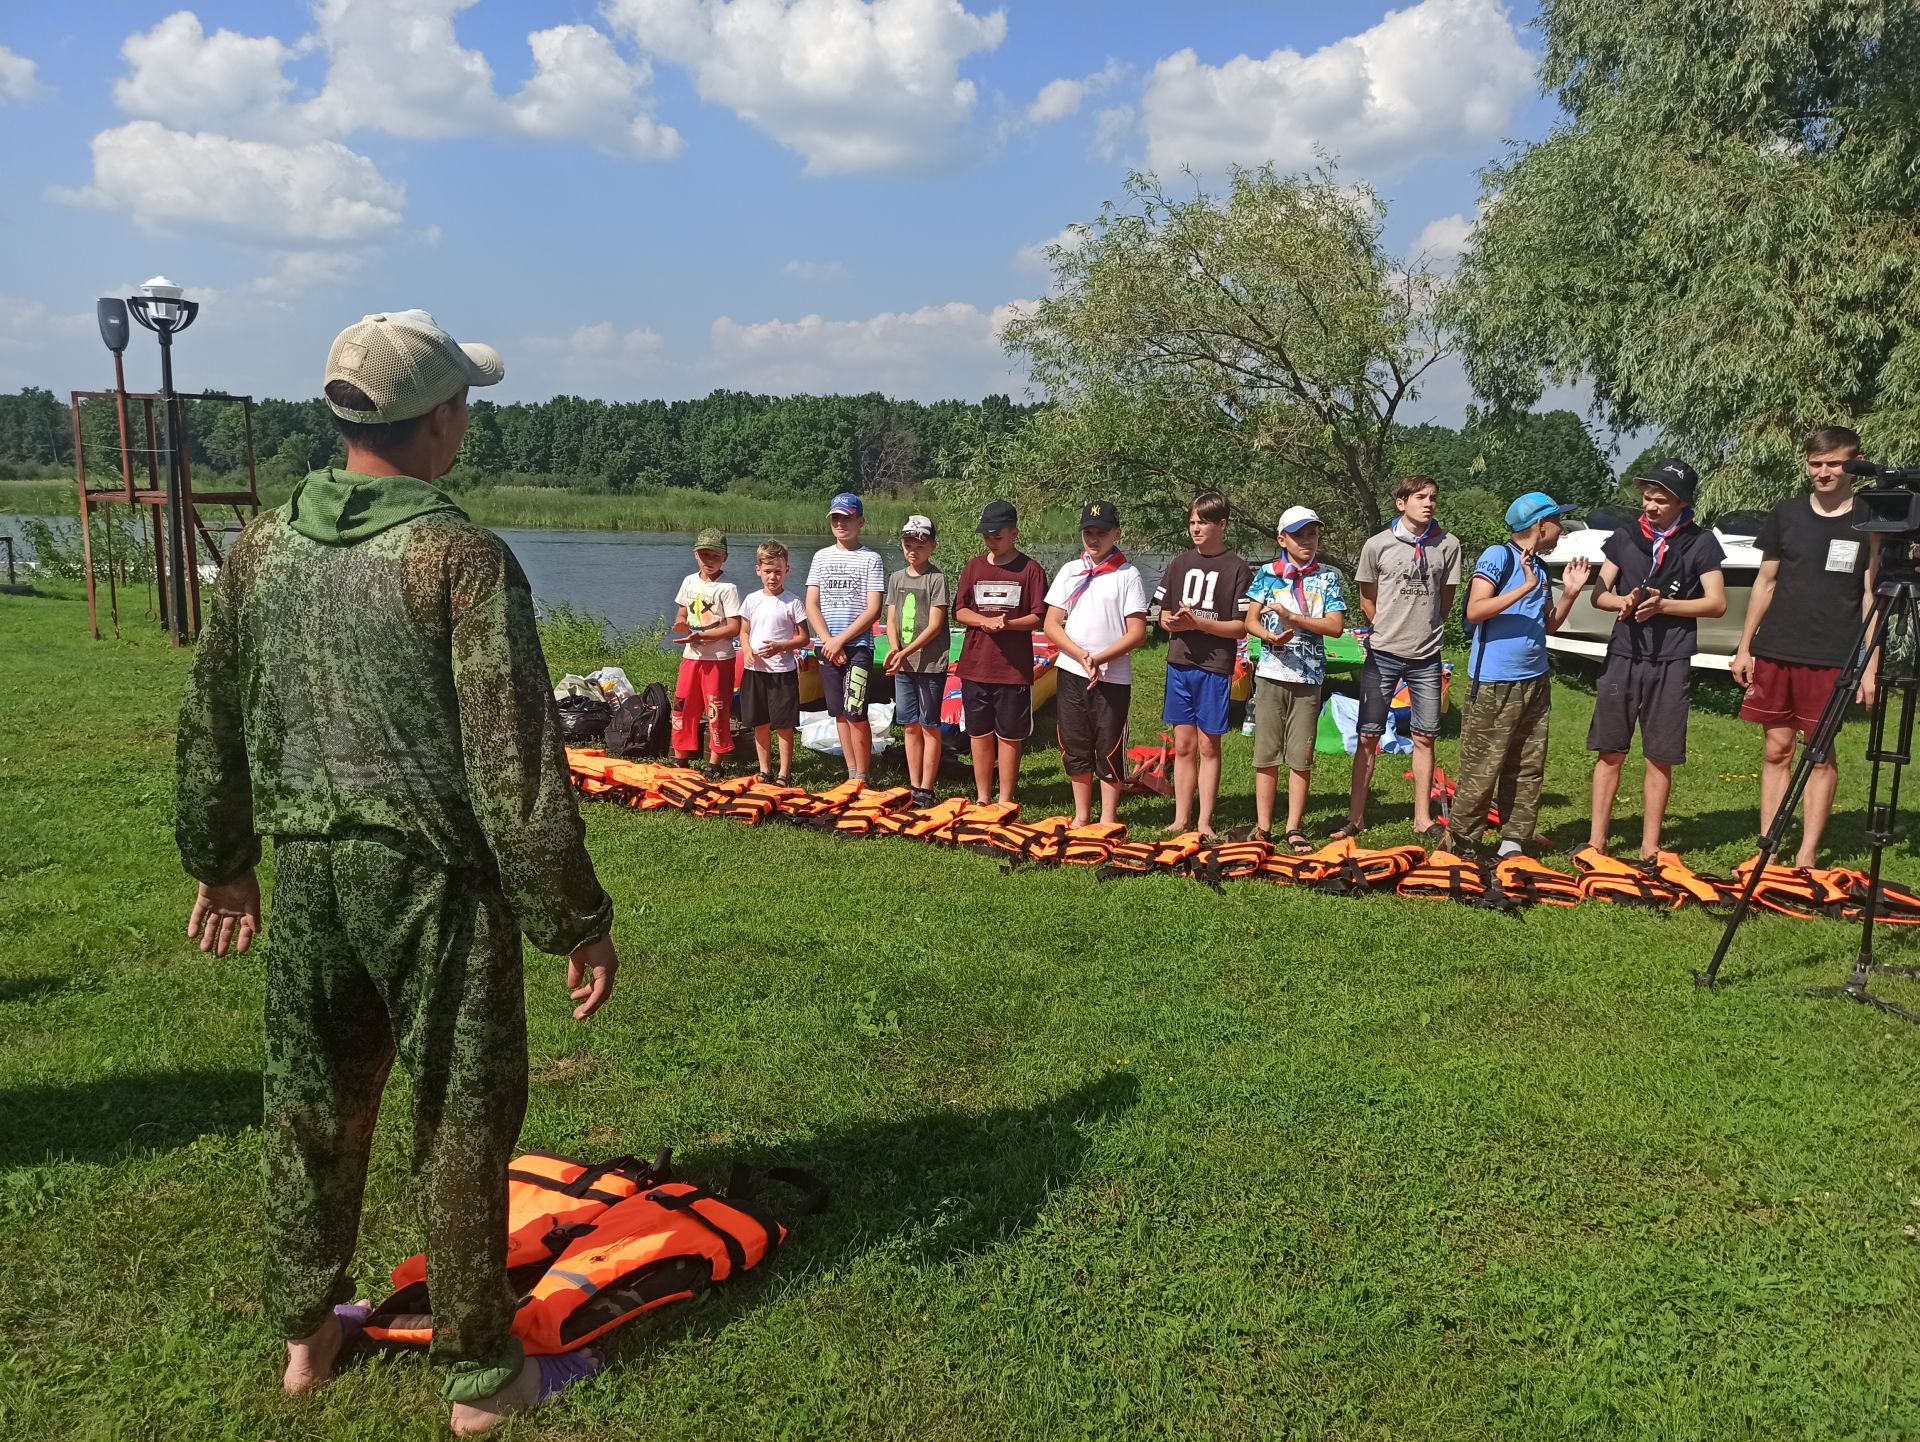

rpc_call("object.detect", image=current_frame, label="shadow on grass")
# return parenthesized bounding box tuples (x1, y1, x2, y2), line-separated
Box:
(591, 1069, 1141, 1368)
(0, 975, 70, 1005)
(0, 1068, 261, 1166)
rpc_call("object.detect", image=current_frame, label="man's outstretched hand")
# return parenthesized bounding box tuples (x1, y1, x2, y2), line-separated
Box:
(567, 934, 619, 1020)
(188, 872, 262, 957)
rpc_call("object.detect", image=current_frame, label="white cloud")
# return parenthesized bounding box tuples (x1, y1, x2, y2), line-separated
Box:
(509, 24, 683, 158)
(1019, 58, 1127, 128)
(1090, 104, 1135, 163)
(1141, 0, 1534, 176)
(709, 298, 1032, 395)
(54, 122, 406, 244)
(115, 13, 297, 131)
(1013, 225, 1086, 273)
(784, 259, 848, 282)
(605, 0, 1008, 174)
(1414, 211, 1475, 267)
(529, 322, 668, 361)
(0, 45, 46, 102)
(240, 251, 357, 301)
(105, 4, 679, 155)
(0, 296, 93, 350)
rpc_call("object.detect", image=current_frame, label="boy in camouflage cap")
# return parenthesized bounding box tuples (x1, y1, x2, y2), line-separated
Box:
(175, 310, 618, 1433)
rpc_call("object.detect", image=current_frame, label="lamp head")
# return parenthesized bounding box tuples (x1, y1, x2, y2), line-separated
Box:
(128, 275, 199, 335)
(96, 298, 130, 354)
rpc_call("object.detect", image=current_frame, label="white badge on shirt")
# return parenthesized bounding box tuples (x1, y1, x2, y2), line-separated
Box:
(1826, 539, 1860, 573)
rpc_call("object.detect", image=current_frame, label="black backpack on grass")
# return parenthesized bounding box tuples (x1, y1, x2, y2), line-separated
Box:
(556, 694, 613, 744)
(605, 683, 672, 758)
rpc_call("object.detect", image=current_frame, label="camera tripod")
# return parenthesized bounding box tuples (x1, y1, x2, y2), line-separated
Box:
(1695, 552, 1919, 1018)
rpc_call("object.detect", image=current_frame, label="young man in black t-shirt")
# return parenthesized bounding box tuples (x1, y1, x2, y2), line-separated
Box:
(1153, 491, 1253, 839)
(1733, 426, 1882, 866)
(1583, 459, 1726, 859)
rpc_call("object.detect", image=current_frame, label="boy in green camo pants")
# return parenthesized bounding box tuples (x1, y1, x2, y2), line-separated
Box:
(176, 311, 618, 1435)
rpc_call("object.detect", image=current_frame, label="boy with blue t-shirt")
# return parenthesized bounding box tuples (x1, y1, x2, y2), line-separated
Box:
(1441, 492, 1593, 858)
(1243, 507, 1346, 852)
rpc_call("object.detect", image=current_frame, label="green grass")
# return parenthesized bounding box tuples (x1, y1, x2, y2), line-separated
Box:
(4, 584, 1920, 1441)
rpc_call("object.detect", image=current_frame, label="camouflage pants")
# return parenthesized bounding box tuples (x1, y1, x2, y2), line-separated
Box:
(264, 836, 527, 1403)
(1447, 675, 1552, 849)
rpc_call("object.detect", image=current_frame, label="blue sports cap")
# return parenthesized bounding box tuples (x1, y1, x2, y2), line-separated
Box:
(828, 492, 864, 517)
(1504, 491, 1576, 531)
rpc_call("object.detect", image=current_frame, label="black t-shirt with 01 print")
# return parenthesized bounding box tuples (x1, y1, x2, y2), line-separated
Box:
(1752, 494, 1871, 668)
(1153, 548, 1255, 676)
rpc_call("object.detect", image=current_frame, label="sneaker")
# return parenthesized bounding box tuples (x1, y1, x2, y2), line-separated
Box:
(700, 763, 725, 781)
(910, 788, 935, 809)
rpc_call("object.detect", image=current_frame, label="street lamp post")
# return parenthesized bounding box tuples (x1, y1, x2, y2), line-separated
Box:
(126, 277, 200, 644)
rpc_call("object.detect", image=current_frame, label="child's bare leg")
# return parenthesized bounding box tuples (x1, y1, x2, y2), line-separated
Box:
(283, 1311, 346, 1395)
(970, 734, 995, 802)
(775, 728, 794, 778)
(1255, 766, 1278, 834)
(1286, 767, 1311, 835)
(995, 738, 1021, 803)
(1589, 751, 1625, 853)
(1098, 776, 1123, 827)
(1195, 730, 1223, 836)
(1068, 773, 1094, 826)
(1640, 759, 1673, 858)
(754, 723, 773, 776)
(1169, 724, 1198, 830)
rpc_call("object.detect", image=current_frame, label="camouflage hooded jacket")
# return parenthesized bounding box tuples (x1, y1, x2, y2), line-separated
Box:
(175, 469, 612, 956)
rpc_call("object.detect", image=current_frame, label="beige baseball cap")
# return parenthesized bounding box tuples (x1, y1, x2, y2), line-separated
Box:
(324, 309, 504, 423)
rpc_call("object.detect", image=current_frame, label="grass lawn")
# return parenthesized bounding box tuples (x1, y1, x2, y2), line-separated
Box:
(4, 582, 1919, 1442)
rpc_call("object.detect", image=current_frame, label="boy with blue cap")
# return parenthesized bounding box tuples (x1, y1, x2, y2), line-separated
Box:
(1441, 492, 1592, 858)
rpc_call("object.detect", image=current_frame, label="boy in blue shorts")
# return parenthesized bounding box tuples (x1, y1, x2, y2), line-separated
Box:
(1153, 491, 1252, 839)
(805, 492, 887, 782)
(884, 514, 951, 808)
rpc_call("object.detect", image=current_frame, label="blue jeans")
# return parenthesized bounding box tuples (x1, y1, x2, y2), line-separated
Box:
(893, 671, 945, 728)
(1357, 648, 1442, 738)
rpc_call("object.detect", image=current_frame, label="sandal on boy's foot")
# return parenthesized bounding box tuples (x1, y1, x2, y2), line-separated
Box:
(775, 774, 794, 788)
(1413, 822, 1447, 846)
(699, 763, 725, 781)
(1325, 821, 1364, 843)
(757, 770, 776, 784)
(1284, 829, 1314, 855)
(1249, 827, 1275, 844)
(449, 1349, 606, 1436)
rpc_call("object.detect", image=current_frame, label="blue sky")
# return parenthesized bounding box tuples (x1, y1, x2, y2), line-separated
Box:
(0, 0, 1565, 423)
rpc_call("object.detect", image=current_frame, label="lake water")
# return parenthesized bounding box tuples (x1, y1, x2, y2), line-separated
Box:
(3, 513, 1177, 632)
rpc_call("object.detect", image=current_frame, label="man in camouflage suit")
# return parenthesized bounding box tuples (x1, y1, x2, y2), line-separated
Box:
(176, 310, 617, 1432)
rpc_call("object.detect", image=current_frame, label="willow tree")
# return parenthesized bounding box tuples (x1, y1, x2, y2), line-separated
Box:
(1450, 0, 1920, 507)
(985, 167, 1455, 555)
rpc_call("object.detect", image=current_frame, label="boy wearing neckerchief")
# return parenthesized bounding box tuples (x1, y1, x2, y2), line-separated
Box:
(1243, 506, 1348, 853)
(1583, 458, 1726, 860)
(1043, 500, 1150, 827)
(1341, 474, 1463, 844)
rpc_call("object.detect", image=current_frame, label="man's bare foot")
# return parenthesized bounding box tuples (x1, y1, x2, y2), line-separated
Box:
(283, 1314, 344, 1395)
(449, 1350, 604, 1437)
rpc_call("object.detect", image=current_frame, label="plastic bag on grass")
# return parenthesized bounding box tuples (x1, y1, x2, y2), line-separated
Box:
(800, 703, 896, 757)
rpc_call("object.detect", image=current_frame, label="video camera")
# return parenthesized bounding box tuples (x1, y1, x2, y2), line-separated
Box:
(1843, 458, 1920, 535)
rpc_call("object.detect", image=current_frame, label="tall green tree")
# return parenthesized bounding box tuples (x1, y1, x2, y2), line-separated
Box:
(992, 166, 1456, 555)
(1450, 0, 1920, 507)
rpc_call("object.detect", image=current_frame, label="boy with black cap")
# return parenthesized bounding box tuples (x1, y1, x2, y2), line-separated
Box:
(1583, 459, 1726, 859)
(1442, 492, 1592, 858)
(953, 499, 1048, 804)
(1045, 500, 1150, 826)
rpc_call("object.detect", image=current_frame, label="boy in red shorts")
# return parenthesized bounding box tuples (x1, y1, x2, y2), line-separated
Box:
(671, 527, 742, 775)
(1733, 426, 1882, 865)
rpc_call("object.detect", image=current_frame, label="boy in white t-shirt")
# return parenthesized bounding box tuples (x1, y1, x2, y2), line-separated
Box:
(1043, 500, 1150, 826)
(737, 539, 811, 784)
(671, 527, 743, 774)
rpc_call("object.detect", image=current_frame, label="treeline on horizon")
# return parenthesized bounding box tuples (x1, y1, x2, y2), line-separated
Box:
(0, 385, 1040, 498)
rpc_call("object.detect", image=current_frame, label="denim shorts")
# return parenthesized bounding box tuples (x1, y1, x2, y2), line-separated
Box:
(1357, 648, 1442, 737)
(894, 671, 945, 728)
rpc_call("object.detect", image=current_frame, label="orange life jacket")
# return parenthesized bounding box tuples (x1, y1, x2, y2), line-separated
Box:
(364, 1150, 671, 1348)
(1099, 832, 1203, 877)
(1570, 846, 1684, 908)
(1491, 855, 1583, 907)
(1049, 820, 1127, 866)
(1640, 851, 1726, 906)
(893, 796, 972, 839)
(1724, 857, 1850, 918)
(1397, 849, 1501, 905)
(1310, 839, 1424, 896)
(366, 1162, 825, 1357)
(1188, 838, 1273, 888)
(1825, 868, 1920, 925)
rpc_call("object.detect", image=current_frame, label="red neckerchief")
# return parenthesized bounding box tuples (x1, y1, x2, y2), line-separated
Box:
(1277, 552, 1319, 612)
(1393, 517, 1443, 575)
(1639, 509, 1693, 575)
(1065, 547, 1127, 610)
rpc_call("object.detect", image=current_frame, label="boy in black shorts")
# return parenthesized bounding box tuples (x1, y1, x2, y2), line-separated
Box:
(953, 500, 1048, 804)
(1584, 459, 1726, 859)
(738, 540, 812, 783)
